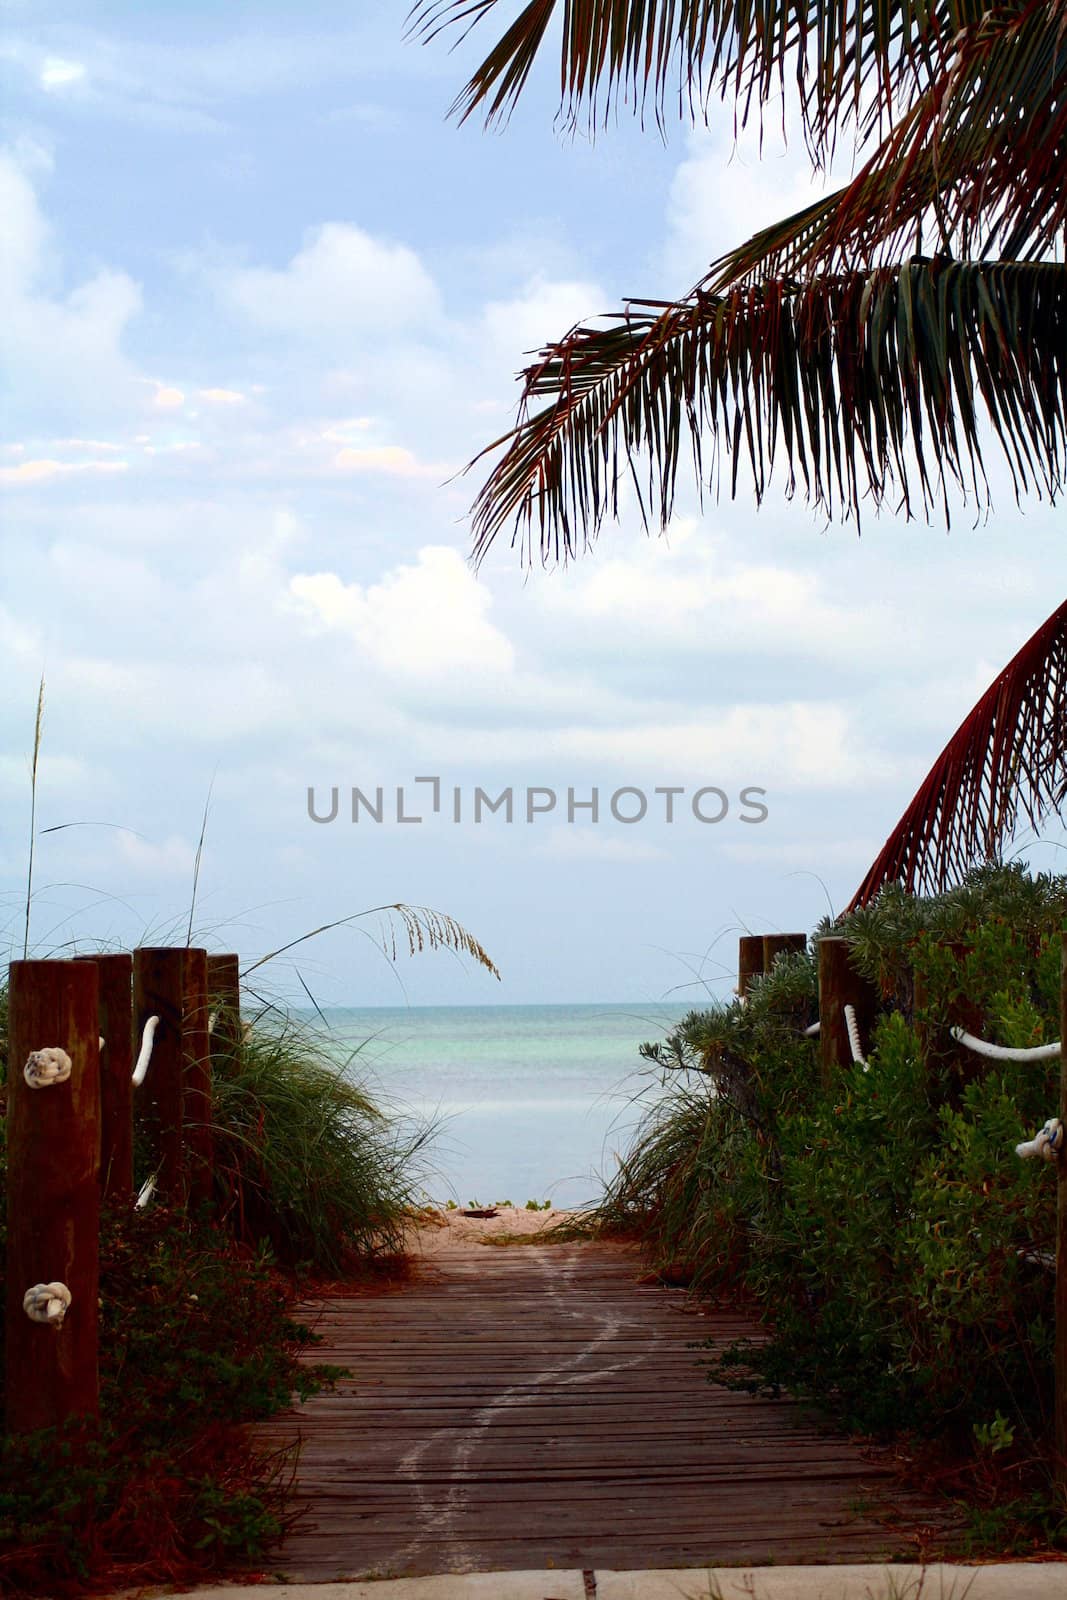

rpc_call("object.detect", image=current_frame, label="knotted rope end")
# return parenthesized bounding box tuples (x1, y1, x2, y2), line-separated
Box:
(23, 1282, 72, 1328)
(23, 1047, 73, 1088)
(1016, 1117, 1063, 1163)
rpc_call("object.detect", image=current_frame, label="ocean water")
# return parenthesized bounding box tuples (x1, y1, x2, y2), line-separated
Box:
(317, 1002, 689, 1208)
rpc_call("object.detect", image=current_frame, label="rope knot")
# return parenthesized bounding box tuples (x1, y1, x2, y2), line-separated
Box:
(23, 1282, 72, 1328)
(23, 1048, 72, 1088)
(1015, 1117, 1063, 1162)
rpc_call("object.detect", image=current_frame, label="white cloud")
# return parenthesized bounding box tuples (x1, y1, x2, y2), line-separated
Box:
(48, 438, 124, 453)
(222, 222, 441, 338)
(288, 546, 515, 680)
(662, 126, 839, 287)
(115, 832, 198, 877)
(537, 516, 896, 667)
(549, 703, 896, 791)
(148, 381, 185, 409)
(3, 22, 419, 115)
(0, 457, 129, 485)
(141, 439, 200, 456)
(321, 416, 374, 443)
(0, 149, 142, 428)
(333, 444, 445, 480)
(0, 752, 92, 799)
(198, 387, 245, 405)
(482, 275, 604, 361)
(0, 154, 50, 298)
(40, 58, 87, 90)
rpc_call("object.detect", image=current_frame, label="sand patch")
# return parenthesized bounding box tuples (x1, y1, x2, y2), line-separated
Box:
(411, 1204, 584, 1255)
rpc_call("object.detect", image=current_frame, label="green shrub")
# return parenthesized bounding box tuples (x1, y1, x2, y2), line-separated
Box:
(0, 1205, 337, 1594)
(599, 865, 1063, 1507)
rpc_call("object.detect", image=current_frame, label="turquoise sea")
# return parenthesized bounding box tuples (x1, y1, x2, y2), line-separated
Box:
(317, 1002, 690, 1208)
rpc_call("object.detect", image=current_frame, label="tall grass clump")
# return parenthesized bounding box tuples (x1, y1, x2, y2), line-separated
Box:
(599, 948, 816, 1289)
(597, 865, 1066, 1538)
(207, 1016, 431, 1272)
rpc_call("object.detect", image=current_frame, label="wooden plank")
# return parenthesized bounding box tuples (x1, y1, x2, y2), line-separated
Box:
(255, 1239, 949, 1577)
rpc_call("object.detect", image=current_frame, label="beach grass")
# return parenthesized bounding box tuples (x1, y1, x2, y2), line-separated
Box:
(208, 1015, 435, 1272)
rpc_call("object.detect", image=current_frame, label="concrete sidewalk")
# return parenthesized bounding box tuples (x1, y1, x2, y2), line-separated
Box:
(179, 1561, 1066, 1600)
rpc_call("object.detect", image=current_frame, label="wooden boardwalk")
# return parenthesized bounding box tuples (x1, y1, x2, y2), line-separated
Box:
(259, 1238, 945, 1580)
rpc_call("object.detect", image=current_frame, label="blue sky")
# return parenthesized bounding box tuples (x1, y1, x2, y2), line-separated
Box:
(2, 1, 1065, 1008)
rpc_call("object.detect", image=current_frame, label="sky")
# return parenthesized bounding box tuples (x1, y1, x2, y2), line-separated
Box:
(1, 0, 1065, 1009)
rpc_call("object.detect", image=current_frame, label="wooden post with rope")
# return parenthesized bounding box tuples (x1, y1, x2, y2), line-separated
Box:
(74, 952, 134, 1204)
(5, 959, 100, 1431)
(182, 947, 214, 1209)
(132, 946, 187, 1206)
(817, 936, 879, 1086)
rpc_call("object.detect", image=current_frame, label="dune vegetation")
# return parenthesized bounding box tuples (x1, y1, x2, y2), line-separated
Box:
(597, 865, 1067, 1550)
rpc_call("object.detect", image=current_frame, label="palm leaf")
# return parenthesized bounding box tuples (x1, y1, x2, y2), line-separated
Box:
(466, 259, 1067, 562)
(409, 0, 988, 152)
(704, 0, 1067, 286)
(848, 599, 1067, 907)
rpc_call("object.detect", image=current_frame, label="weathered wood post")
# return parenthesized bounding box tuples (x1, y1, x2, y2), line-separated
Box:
(738, 935, 765, 998)
(206, 952, 241, 1068)
(182, 947, 213, 1209)
(817, 936, 880, 1086)
(132, 946, 186, 1205)
(1057, 933, 1067, 1506)
(74, 952, 133, 1204)
(6, 959, 100, 1431)
(762, 933, 807, 970)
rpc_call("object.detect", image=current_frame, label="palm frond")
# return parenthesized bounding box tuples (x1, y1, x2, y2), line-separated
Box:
(849, 600, 1067, 907)
(409, 0, 987, 152)
(705, 0, 1067, 287)
(468, 259, 1067, 562)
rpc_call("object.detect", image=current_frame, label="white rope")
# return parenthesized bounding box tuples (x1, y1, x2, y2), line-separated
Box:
(803, 1021, 821, 1038)
(23, 1282, 72, 1328)
(208, 1010, 217, 1034)
(941, 1031, 1066, 1163)
(132, 1016, 160, 1086)
(1016, 1118, 1063, 1162)
(843, 1004, 868, 1069)
(23, 1047, 72, 1088)
(950, 1027, 1060, 1063)
(135, 1172, 158, 1210)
